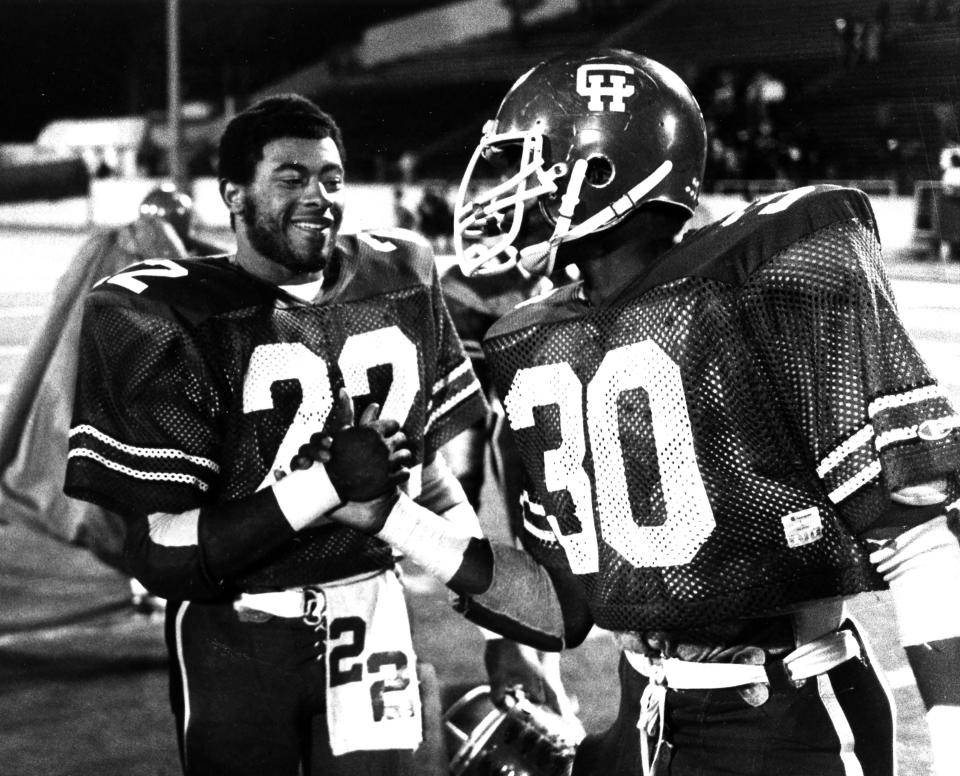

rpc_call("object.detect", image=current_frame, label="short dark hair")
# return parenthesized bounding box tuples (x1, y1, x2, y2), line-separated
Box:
(217, 93, 346, 185)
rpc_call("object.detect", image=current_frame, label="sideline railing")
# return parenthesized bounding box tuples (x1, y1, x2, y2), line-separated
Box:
(711, 179, 899, 198)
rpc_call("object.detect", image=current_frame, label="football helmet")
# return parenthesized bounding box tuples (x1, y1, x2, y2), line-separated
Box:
(139, 183, 193, 242)
(444, 685, 584, 776)
(454, 49, 707, 277)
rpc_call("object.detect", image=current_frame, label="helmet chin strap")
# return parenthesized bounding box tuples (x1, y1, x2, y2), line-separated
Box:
(519, 158, 589, 277)
(519, 160, 675, 277)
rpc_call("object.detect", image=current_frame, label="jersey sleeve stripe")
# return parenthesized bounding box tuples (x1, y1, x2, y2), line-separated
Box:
(519, 490, 559, 544)
(876, 415, 960, 449)
(826, 461, 882, 504)
(868, 385, 947, 415)
(817, 425, 874, 478)
(431, 359, 474, 397)
(69, 423, 220, 471)
(424, 380, 483, 435)
(819, 384, 960, 503)
(523, 515, 559, 544)
(67, 448, 212, 491)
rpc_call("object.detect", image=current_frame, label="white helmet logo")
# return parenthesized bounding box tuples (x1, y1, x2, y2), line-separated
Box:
(576, 64, 635, 112)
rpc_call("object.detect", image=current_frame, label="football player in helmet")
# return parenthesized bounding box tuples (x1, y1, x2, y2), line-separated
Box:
(321, 50, 960, 775)
(64, 94, 494, 776)
(139, 182, 228, 257)
(139, 183, 194, 244)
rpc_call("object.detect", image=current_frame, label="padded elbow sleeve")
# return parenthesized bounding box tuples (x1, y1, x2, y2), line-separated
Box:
(455, 542, 570, 652)
(199, 488, 296, 585)
(869, 514, 960, 646)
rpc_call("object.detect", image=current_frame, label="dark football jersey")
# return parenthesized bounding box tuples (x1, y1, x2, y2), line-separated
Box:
(65, 229, 486, 588)
(483, 185, 960, 632)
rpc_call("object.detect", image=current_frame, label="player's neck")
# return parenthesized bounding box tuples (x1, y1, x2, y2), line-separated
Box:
(578, 241, 657, 307)
(232, 239, 324, 287)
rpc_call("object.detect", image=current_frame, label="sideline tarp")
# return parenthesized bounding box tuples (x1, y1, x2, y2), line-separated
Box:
(0, 217, 187, 571)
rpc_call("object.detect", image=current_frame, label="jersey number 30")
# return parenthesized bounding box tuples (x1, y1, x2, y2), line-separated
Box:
(505, 340, 715, 572)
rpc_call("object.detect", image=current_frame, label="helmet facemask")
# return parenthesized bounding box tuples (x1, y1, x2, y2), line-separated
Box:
(455, 50, 707, 279)
(454, 119, 568, 277)
(455, 118, 677, 279)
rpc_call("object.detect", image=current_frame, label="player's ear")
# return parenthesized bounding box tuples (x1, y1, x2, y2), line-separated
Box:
(220, 179, 245, 217)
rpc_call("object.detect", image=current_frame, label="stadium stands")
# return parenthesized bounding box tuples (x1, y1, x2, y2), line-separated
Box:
(266, 0, 955, 193)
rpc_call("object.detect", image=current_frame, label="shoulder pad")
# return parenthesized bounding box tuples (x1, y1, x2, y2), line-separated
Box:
(485, 283, 583, 340)
(339, 230, 437, 295)
(640, 185, 878, 292)
(89, 256, 281, 323)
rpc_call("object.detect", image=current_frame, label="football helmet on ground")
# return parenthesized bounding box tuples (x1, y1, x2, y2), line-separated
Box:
(454, 49, 707, 277)
(444, 684, 584, 776)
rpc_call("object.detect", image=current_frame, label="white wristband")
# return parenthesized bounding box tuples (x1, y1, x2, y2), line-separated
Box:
(375, 492, 473, 582)
(272, 464, 341, 531)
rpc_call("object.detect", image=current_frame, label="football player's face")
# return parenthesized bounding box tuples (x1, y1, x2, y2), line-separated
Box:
(241, 136, 345, 274)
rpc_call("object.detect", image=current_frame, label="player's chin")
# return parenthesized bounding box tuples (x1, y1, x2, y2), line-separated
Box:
(289, 236, 334, 273)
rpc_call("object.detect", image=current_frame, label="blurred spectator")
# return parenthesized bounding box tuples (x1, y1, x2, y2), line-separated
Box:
(744, 70, 786, 126)
(398, 150, 418, 183)
(392, 185, 418, 230)
(938, 145, 960, 260)
(850, 16, 867, 66)
(834, 15, 853, 65)
(417, 184, 454, 253)
(879, 136, 906, 193)
(709, 69, 741, 125)
(864, 19, 882, 62)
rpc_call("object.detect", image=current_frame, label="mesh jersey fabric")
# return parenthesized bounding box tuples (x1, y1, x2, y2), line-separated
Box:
(439, 262, 548, 393)
(482, 185, 960, 632)
(65, 229, 486, 589)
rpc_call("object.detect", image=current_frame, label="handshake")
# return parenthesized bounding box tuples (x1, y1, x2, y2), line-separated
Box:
(290, 388, 413, 531)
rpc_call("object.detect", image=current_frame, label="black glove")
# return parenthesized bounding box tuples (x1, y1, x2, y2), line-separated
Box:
(290, 389, 412, 502)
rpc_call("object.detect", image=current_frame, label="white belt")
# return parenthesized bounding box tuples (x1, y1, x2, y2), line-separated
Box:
(623, 629, 861, 688)
(234, 570, 383, 624)
(626, 630, 863, 776)
(235, 588, 325, 620)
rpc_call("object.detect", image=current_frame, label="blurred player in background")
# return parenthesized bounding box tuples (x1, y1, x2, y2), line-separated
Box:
(0, 184, 223, 585)
(138, 182, 226, 258)
(440, 252, 583, 724)
(321, 50, 960, 776)
(63, 93, 549, 776)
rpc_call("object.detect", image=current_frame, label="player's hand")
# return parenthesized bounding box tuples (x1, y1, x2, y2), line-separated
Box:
(290, 388, 413, 502)
(484, 638, 565, 715)
(328, 493, 398, 534)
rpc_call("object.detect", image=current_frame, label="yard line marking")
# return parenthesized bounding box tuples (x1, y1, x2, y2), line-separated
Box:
(883, 665, 916, 689)
(0, 306, 47, 318)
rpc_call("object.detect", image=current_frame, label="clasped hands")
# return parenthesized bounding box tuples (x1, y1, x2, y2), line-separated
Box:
(290, 388, 412, 532)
